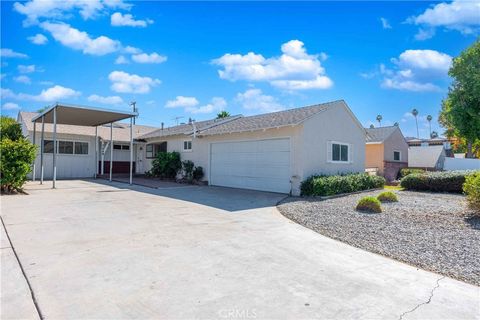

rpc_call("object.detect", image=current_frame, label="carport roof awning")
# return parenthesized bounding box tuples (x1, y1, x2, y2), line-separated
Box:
(31, 103, 138, 127)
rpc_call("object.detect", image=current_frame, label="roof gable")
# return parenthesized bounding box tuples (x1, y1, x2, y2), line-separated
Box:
(365, 126, 399, 143)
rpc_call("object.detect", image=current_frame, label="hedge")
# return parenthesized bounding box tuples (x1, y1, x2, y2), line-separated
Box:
(399, 168, 425, 178)
(463, 171, 480, 212)
(400, 170, 473, 193)
(300, 173, 385, 196)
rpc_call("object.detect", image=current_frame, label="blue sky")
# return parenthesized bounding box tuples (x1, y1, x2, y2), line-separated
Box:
(1, 1, 479, 138)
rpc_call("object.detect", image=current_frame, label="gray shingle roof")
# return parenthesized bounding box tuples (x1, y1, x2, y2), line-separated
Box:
(138, 116, 241, 139)
(19, 111, 158, 143)
(408, 145, 445, 168)
(365, 126, 398, 143)
(197, 100, 343, 136)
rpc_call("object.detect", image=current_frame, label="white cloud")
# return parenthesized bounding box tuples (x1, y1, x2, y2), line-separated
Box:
(28, 33, 48, 45)
(414, 28, 436, 41)
(111, 12, 153, 27)
(0, 48, 28, 58)
(124, 46, 141, 54)
(367, 49, 452, 92)
(14, 75, 32, 84)
(131, 52, 167, 64)
(18, 64, 36, 73)
(380, 17, 392, 29)
(115, 55, 129, 64)
(186, 97, 227, 114)
(212, 39, 333, 91)
(40, 22, 120, 56)
(14, 0, 131, 26)
(88, 94, 124, 105)
(3, 85, 81, 102)
(108, 71, 161, 94)
(408, 0, 480, 38)
(165, 96, 199, 109)
(236, 89, 285, 113)
(39, 80, 54, 86)
(2, 102, 20, 110)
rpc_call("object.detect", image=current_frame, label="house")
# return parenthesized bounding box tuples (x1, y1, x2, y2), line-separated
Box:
(18, 111, 157, 179)
(365, 126, 408, 181)
(139, 100, 366, 195)
(408, 145, 446, 170)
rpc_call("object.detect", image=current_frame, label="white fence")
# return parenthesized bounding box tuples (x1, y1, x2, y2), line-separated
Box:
(444, 157, 480, 171)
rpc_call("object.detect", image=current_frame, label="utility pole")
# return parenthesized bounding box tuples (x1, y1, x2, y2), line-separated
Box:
(130, 101, 137, 125)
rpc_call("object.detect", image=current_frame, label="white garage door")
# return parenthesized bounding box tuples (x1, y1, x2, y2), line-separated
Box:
(210, 138, 291, 193)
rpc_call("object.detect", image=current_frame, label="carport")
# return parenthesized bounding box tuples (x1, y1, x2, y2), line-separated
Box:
(31, 103, 138, 188)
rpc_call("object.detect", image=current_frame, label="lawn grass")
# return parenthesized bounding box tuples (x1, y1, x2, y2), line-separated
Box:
(384, 185, 403, 191)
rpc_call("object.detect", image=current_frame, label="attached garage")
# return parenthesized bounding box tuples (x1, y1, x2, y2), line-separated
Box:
(209, 138, 291, 193)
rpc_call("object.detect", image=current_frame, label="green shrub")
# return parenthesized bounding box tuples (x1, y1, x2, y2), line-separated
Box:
(399, 168, 425, 178)
(150, 151, 182, 179)
(193, 166, 204, 181)
(377, 191, 398, 202)
(0, 116, 23, 141)
(356, 196, 382, 213)
(400, 171, 471, 193)
(182, 160, 195, 181)
(1, 138, 36, 193)
(300, 173, 385, 196)
(463, 171, 480, 213)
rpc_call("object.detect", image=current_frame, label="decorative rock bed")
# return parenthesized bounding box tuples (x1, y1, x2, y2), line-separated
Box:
(277, 190, 480, 286)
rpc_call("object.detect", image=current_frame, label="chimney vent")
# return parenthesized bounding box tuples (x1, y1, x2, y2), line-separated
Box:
(161, 122, 164, 130)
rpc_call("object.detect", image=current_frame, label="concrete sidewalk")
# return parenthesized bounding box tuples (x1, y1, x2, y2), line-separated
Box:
(1, 180, 479, 319)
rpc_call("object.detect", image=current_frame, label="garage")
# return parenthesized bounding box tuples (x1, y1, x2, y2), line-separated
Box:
(209, 138, 291, 193)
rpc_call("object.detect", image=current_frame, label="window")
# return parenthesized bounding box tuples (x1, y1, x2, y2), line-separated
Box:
(58, 141, 74, 154)
(393, 151, 401, 161)
(75, 142, 88, 155)
(146, 142, 167, 158)
(43, 140, 55, 153)
(330, 142, 350, 163)
(183, 140, 192, 151)
(113, 144, 130, 151)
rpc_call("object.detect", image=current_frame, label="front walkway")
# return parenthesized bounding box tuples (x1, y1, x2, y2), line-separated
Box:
(1, 180, 479, 319)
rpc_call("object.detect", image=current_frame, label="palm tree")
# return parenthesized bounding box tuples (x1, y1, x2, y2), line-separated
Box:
(426, 115, 433, 138)
(412, 108, 419, 138)
(216, 110, 230, 119)
(376, 114, 382, 127)
(431, 131, 438, 139)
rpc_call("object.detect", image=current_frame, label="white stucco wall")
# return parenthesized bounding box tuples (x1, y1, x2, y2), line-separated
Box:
(383, 128, 408, 163)
(300, 104, 366, 179)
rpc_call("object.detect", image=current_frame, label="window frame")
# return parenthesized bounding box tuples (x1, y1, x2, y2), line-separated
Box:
(113, 144, 130, 151)
(329, 141, 351, 163)
(42, 139, 89, 156)
(183, 140, 192, 152)
(393, 150, 401, 162)
(146, 142, 167, 159)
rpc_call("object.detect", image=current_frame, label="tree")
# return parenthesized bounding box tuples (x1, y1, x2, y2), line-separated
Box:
(427, 115, 433, 138)
(376, 115, 382, 127)
(439, 40, 480, 158)
(369, 124, 375, 129)
(412, 108, 419, 138)
(216, 111, 230, 119)
(0, 116, 23, 141)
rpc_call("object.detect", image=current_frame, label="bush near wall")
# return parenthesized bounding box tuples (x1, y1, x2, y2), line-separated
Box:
(463, 171, 480, 213)
(0, 116, 36, 193)
(300, 173, 385, 196)
(400, 171, 472, 193)
(399, 168, 425, 178)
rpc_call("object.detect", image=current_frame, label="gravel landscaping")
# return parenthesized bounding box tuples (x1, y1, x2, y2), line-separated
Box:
(278, 190, 480, 286)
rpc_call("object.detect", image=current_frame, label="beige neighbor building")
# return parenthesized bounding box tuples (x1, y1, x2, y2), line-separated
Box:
(140, 100, 366, 195)
(18, 112, 157, 179)
(365, 126, 409, 181)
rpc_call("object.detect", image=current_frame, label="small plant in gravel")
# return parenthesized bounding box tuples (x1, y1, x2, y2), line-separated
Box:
(377, 191, 398, 203)
(355, 196, 382, 213)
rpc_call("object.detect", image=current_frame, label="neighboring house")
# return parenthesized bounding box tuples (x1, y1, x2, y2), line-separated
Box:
(365, 126, 408, 181)
(408, 145, 446, 170)
(139, 100, 366, 195)
(18, 112, 157, 179)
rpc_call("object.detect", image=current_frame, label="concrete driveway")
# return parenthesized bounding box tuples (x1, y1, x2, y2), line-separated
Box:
(1, 180, 479, 319)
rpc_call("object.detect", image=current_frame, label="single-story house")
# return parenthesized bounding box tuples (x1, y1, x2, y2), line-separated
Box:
(139, 100, 366, 195)
(18, 111, 157, 179)
(408, 145, 446, 171)
(365, 126, 408, 181)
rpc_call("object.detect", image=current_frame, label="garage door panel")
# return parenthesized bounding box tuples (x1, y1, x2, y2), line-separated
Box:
(210, 138, 291, 193)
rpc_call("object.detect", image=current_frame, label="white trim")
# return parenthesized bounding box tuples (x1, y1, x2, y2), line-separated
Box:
(327, 140, 351, 163)
(393, 150, 402, 162)
(42, 139, 90, 156)
(182, 139, 193, 152)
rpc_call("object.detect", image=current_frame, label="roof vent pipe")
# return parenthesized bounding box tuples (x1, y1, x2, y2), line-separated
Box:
(161, 122, 164, 130)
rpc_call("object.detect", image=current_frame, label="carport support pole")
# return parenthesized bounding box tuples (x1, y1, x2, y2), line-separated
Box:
(32, 121, 36, 181)
(129, 117, 133, 185)
(52, 106, 57, 189)
(109, 122, 113, 182)
(94, 126, 98, 179)
(40, 116, 44, 184)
